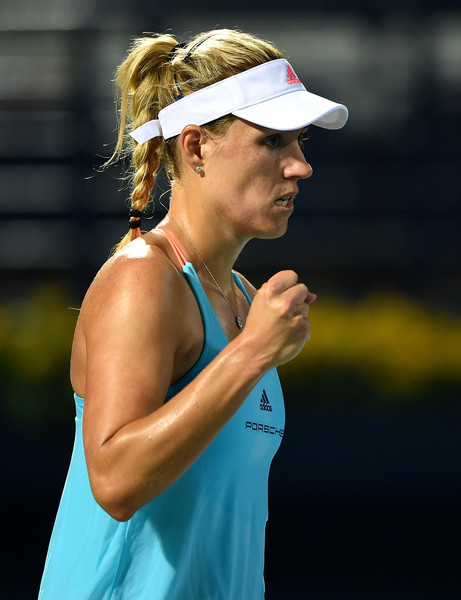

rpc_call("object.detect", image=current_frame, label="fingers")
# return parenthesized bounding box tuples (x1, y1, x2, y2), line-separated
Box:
(245, 270, 316, 367)
(264, 271, 316, 302)
(286, 282, 309, 306)
(306, 291, 317, 305)
(263, 270, 316, 317)
(295, 291, 317, 318)
(264, 270, 300, 294)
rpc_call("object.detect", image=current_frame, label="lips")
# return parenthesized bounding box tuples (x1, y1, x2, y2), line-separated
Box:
(274, 195, 295, 207)
(275, 197, 290, 206)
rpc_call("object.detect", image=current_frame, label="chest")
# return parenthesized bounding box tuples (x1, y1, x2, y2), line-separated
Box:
(172, 270, 250, 384)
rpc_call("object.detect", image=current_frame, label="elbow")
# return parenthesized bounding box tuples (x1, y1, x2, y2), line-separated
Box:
(89, 475, 137, 522)
(101, 501, 135, 523)
(87, 459, 171, 521)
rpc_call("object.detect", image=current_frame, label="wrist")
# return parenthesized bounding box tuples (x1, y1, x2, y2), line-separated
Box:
(227, 330, 274, 381)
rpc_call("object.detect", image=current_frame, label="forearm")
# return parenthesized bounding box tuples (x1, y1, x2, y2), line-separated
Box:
(89, 333, 269, 520)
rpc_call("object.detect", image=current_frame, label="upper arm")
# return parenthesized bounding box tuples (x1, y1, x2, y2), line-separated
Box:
(80, 247, 191, 459)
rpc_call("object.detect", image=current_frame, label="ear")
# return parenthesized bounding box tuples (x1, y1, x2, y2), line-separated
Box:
(178, 125, 210, 172)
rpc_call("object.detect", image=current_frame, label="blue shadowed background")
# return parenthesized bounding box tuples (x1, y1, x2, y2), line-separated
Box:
(1, 1, 460, 598)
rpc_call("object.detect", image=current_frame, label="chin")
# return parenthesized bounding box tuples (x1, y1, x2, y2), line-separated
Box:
(257, 222, 290, 240)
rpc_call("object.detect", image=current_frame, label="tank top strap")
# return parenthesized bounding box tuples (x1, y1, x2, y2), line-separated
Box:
(156, 227, 189, 267)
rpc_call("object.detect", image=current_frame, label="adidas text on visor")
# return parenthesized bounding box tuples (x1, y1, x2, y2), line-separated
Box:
(130, 58, 348, 144)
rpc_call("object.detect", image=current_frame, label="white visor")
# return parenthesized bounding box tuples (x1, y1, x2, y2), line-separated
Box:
(130, 58, 348, 144)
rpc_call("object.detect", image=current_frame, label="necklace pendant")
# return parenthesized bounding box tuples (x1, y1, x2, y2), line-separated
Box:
(236, 315, 244, 329)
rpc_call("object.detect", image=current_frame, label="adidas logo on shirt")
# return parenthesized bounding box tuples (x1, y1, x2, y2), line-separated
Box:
(259, 389, 272, 412)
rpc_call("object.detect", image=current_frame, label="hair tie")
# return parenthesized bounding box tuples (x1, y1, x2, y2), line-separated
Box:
(129, 208, 142, 229)
(168, 37, 213, 101)
(167, 42, 187, 64)
(167, 43, 187, 101)
(182, 34, 214, 62)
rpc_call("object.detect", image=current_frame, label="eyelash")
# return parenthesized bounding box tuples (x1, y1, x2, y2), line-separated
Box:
(265, 135, 281, 148)
(298, 131, 310, 149)
(264, 133, 309, 149)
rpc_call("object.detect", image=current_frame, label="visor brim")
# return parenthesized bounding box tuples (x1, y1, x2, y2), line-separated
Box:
(232, 89, 348, 131)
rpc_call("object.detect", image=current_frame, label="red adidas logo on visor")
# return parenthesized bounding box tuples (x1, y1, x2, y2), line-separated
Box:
(286, 64, 301, 84)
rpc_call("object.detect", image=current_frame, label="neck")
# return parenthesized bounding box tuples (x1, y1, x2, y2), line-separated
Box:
(164, 210, 246, 330)
(163, 195, 247, 292)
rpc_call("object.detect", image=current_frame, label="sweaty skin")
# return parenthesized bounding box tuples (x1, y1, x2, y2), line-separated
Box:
(71, 119, 316, 521)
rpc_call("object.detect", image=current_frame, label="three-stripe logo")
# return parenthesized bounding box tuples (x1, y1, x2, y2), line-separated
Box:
(259, 389, 272, 412)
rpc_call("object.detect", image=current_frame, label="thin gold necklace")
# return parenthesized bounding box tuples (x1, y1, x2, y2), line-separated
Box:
(167, 213, 244, 329)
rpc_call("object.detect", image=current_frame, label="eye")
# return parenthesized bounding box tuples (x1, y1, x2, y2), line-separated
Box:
(298, 132, 310, 149)
(264, 134, 281, 148)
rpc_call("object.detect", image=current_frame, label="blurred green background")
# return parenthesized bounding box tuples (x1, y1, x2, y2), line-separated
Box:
(1, 1, 460, 598)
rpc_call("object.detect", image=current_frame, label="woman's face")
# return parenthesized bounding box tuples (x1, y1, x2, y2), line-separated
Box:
(202, 117, 313, 240)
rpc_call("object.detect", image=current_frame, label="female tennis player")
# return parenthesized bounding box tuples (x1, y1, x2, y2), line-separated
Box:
(39, 28, 347, 599)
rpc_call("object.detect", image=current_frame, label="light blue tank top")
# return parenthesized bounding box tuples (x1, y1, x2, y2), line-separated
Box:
(39, 263, 285, 600)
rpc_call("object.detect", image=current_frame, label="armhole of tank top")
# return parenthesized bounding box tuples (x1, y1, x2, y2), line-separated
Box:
(232, 272, 252, 306)
(155, 228, 189, 268)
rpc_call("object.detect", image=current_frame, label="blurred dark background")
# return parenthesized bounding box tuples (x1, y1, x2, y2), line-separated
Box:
(1, 1, 460, 598)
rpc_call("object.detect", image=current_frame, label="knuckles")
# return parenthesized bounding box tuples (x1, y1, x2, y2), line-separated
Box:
(263, 270, 299, 294)
(247, 271, 313, 367)
(261, 272, 302, 296)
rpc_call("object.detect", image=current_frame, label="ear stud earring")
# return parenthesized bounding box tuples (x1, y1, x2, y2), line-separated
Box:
(195, 166, 203, 174)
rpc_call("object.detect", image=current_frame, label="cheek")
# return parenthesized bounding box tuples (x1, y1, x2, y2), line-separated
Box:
(238, 149, 276, 182)
(215, 159, 254, 191)
(208, 142, 276, 194)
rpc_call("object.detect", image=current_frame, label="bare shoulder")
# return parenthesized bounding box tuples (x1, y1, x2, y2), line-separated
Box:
(71, 235, 203, 399)
(82, 237, 186, 317)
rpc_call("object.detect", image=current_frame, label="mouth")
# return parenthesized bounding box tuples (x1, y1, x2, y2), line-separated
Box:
(274, 195, 294, 207)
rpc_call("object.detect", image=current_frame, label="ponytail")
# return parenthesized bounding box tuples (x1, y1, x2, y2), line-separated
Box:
(107, 34, 178, 253)
(106, 30, 282, 253)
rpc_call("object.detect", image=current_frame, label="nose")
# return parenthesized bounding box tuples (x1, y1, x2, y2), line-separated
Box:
(284, 147, 313, 181)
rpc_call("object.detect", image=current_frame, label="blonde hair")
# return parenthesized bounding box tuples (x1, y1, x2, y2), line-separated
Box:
(109, 29, 283, 252)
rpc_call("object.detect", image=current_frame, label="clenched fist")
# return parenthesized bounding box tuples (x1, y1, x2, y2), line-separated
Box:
(243, 270, 316, 369)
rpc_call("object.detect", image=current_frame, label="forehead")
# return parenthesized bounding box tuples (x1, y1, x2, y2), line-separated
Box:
(224, 118, 307, 140)
(203, 118, 262, 152)
(226, 117, 266, 136)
